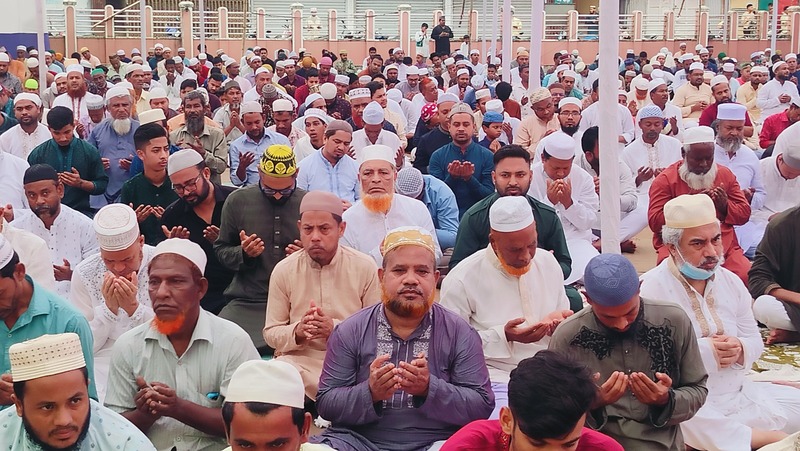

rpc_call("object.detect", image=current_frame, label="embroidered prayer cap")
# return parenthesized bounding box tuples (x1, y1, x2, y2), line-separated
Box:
(638, 104, 664, 120)
(542, 132, 576, 160)
(680, 53, 695, 62)
(631, 77, 649, 91)
(456, 68, 470, 77)
(168, 148, 203, 176)
(395, 167, 424, 198)
(717, 103, 746, 121)
(437, 92, 459, 105)
(575, 62, 586, 72)
(358, 75, 372, 84)
(255, 66, 272, 76)
(305, 93, 324, 108)
(335, 74, 350, 85)
(240, 101, 262, 115)
(420, 103, 438, 122)
(583, 254, 639, 307)
(25, 57, 37, 69)
(94, 204, 140, 251)
(475, 89, 491, 100)
(529, 87, 551, 105)
(152, 238, 207, 273)
(259, 144, 297, 178)
(683, 126, 715, 145)
(148, 87, 168, 100)
(482, 111, 504, 124)
(363, 101, 385, 125)
(319, 82, 337, 100)
(554, 64, 570, 74)
(326, 119, 353, 135)
(299, 190, 344, 217)
(688, 62, 704, 72)
(272, 99, 294, 113)
(138, 108, 166, 126)
(14, 92, 41, 108)
(86, 94, 105, 110)
(447, 102, 473, 120)
(303, 108, 332, 125)
(0, 234, 14, 269)
(226, 360, 305, 408)
(750, 65, 769, 74)
(647, 78, 667, 93)
(9, 333, 86, 382)
(489, 196, 534, 233)
(380, 226, 436, 257)
(664, 194, 717, 229)
(358, 144, 395, 169)
(558, 97, 582, 110)
(349, 87, 371, 100)
(710, 74, 728, 88)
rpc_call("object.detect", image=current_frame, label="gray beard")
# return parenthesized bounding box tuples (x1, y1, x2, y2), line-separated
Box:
(717, 135, 743, 154)
(111, 118, 131, 135)
(186, 115, 205, 135)
(679, 160, 718, 190)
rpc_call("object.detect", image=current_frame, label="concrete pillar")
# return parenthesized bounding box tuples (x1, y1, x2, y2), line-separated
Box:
(329, 9, 338, 41)
(699, 11, 709, 47)
(257, 8, 266, 39)
(398, 5, 411, 51)
(633, 10, 643, 42)
(64, 3, 77, 55)
(539, 11, 546, 41)
(567, 9, 578, 42)
(291, 3, 304, 50)
(729, 11, 739, 41)
(104, 5, 114, 38)
(470, 9, 478, 40)
(219, 7, 228, 39)
(180, 5, 193, 54)
(790, 11, 800, 53)
(759, 11, 769, 40)
(665, 11, 675, 41)
(366, 9, 375, 41)
(145, 6, 154, 39)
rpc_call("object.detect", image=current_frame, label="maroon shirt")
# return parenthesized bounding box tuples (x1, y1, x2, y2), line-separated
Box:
(698, 101, 753, 127)
(440, 420, 623, 451)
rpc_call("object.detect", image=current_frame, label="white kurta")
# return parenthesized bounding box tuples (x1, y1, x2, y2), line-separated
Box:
(532, 130, 584, 165)
(52, 92, 104, 125)
(714, 144, 766, 251)
(69, 244, 156, 401)
(351, 129, 402, 158)
(622, 135, 684, 196)
(11, 205, 98, 298)
(440, 245, 568, 384)
(757, 79, 800, 121)
(754, 156, 800, 224)
(0, 151, 29, 211)
(528, 163, 599, 284)
(578, 159, 643, 242)
(0, 220, 56, 291)
(292, 135, 320, 163)
(634, 103, 685, 141)
(341, 194, 442, 265)
(579, 102, 635, 152)
(0, 123, 51, 159)
(640, 261, 800, 451)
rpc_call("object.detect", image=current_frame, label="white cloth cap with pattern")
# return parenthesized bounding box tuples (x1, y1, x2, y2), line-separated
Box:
(93, 203, 140, 251)
(10, 333, 86, 382)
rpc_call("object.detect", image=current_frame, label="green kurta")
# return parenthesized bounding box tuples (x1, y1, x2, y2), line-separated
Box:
(549, 298, 709, 451)
(119, 172, 179, 246)
(27, 138, 108, 216)
(214, 185, 306, 352)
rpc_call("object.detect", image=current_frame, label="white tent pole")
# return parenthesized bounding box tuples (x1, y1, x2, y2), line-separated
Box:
(598, 0, 621, 253)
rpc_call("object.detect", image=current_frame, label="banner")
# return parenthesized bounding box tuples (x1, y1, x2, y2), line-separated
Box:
(0, 1, 49, 53)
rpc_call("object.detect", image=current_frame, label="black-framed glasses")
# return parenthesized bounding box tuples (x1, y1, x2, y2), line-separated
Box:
(173, 174, 203, 194)
(260, 183, 296, 197)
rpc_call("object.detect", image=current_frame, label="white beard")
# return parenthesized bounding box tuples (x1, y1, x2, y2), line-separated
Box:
(679, 160, 718, 190)
(112, 118, 132, 135)
(717, 135, 743, 154)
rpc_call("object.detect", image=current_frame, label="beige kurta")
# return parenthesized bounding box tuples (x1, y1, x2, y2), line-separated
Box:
(264, 245, 382, 399)
(672, 82, 713, 120)
(513, 114, 559, 155)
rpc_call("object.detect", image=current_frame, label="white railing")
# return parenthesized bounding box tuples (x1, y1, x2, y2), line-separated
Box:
(575, 14, 600, 41)
(642, 14, 666, 40)
(544, 13, 568, 40)
(374, 12, 400, 41)
(619, 14, 634, 40)
(263, 12, 292, 40)
(46, 8, 67, 36)
(302, 12, 329, 41)
(112, 9, 142, 39)
(152, 10, 182, 39)
(707, 14, 727, 40)
(74, 8, 105, 37)
(337, 14, 366, 41)
(673, 12, 698, 40)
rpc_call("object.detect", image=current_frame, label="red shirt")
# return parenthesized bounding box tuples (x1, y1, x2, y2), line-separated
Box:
(440, 420, 623, 451)
(503, 99, 522, 120)
(759, 111, 791, 148)
(698, 101, 753, 128)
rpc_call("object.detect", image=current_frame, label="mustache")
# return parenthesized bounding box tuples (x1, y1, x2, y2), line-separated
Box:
(398, 286, 423, 296)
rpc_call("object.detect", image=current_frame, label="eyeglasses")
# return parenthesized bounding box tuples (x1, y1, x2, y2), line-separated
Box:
(558, 111, 581, 117)
(173, 174, 203, 194)
(260, 184, 296, 197)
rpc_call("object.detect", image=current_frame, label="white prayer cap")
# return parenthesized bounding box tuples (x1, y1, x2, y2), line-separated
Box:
(9, 333, 86, 382)
(272, 99, 294, 112)
(283, 58, 296, 66)
(305, 93, 324, 107)
(751, 65, 769, 74)
(335, 74, 350, 85)
(94, 204, 140, 251)
(25, 57, 37, 69)
(0, 54, 8, 63)
(319, 83, 337, 100)
(558, 97, 582, 110)
(189, 58, 199, 66)
(419, 68, 429, 76)
(787, 53, 798, 61)
(172, 56, 183, 64)
(437, 92, 459, 105)
(198, 52, 207, 59)
(777, 123, 800, 169)
(485, 99, 504, 114)
(624, 70, 636, 78)
(542, 132, 576, 160)
(86, 95, 105, 110)
(631, 77, 649, 91)
(395, 167, 424, 198)
(562, 70, 578, 80)
(363, 101, 385, 125)
(694, 44, 703, 51)
(168, 148, 204, 176)
(386, 88, 402, 103)
(240, 101, 262, 115)
(148, 87, 168, 100)
(152, 238, 207, 273)
(717, 103, 746, 121)
(456, 68, 470, 77)
(303, 108, 331, 125)
(255, 66, 271, 76)
(226, 360, 305, 408)
(554, 64, 570, 74)
(138, 108, 166, 125)
(638, 104, 664, 120)
(14, 92, 41, 108)
(224, 58, 236, 67)
(710, 74, 729, 88)
(358, 75, 372, 84)
(406, 66, 420, 76)
(444, 57, 455, 66)
(471, 76, 486, 90)
(54, 72, 67, 82)
(722, 62, 735, 72)
(154, 43, 164, 49)
(679, 42, 687, 47)
(0, 234, 14, 269)
(489, 196, 534, 233)
(773, 61, 787, 71)
(475, 88, 491, 100)
(105, 86, 131, 104)
(664, 194, 717, 229)
(470, 49, 480, 55)
(699, 47, 709, 55)
(349, 87, 371, 99)
(385, 64, 399, 72)
(79, 60, 92, 69)
(765, 47, 773, 52)
(750, 51, 761, 59)
(358, 144, 395, 167)
(680, 53, 695, 62)
(688, 62, 704, 72)
(178, 47, 186, 52)
(16, 45, 27, 51)
(648, 78, 667, 93)
(250, 55, 262, 63)
(131, 48, 141, 54)
(66, 64, 83, 74)
(683, 125, 715, 145)
(618, 90, 628, 97)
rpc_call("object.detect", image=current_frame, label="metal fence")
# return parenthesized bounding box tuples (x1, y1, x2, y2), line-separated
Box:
(46, 8, 67, 36)
(112, 9, 142, 38)
(642, 13, 666, 40)
(152, 10, 182, 38)
(374, 12, 400, 40)
(74, 9, 105, 37)
(673, 12, 698, 40)
(544, 13, 568, 40)
(302, 12, 330, 41)
(336, 14, 366, 41)
(707, 14, 727, 40)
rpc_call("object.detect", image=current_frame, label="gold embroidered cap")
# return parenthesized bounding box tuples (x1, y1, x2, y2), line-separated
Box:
(664, 194, 717, 229)
(259, 144, 297, 178)
(381, 226, 436, 257)
(10, 333, 86, 382)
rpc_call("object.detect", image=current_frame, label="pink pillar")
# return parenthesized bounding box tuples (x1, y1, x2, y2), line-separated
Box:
(567, 9, 578, 42)
(181, 6, 193, 53)
(729, 11, 739, 41)
(398, 5, 411, 51)
(470, 10, 478, 41)
(291, 4, 303, 50)
(633, 10, 643, 42)
(65, 5, 77, 55)
(791, 12, 800, 52)
(219, 7, 229, 39)
(665, 11, 675, 41)
(328, 9, 338, 41)
(366, 9, 375, 41)
(104, 5, 114, 38)
(759, 11, 769, 40)
(257, 8, 266, 40)
(699, 11, 709, 46)
(145, 6, 154, 39)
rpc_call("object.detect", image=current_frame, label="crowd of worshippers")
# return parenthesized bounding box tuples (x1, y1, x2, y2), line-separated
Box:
(3, 37, 800, 450)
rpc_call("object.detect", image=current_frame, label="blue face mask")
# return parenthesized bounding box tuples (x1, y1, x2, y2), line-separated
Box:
(676, 248, 719, 281)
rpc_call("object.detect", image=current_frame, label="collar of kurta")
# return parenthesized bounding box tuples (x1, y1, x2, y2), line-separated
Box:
(9, 276, 51, 331)
(377, 303, 433, 341)
(144, 308, 215, 350)
(304, 245, 343, 270)
(484, 244, 524, 280)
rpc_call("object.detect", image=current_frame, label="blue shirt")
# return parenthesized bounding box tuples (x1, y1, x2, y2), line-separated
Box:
(422, 175, 459, 249)
(228, 129, 291, 186)
(297, 150, 360, 203)
(428, 142, 495, 218)
(87, 119, 140, 207)
(1, 276, 97, 404)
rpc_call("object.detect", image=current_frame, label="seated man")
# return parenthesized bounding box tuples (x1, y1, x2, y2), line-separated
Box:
(1, 333, 155, 449)
(441, 196, 571, 418)
(296, 120, 360, 207)
(264, 191, 381, 402)
(549, 253, 708, 450)
(221, 360, 334, 451)
(641, 194, 800, 450)
(342, 145, 441, 265)
(395, 167, 459, 251)
(311, 227, 494, 450)
(70, 203, 156, 402)
(648, 126, 752, 284)
(750, 143, 800, 238)
(440, 351, 622, 451)
(105, 238, 260, 450)
(529, 132, 599, 284)
(0, 213, 56, 291)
